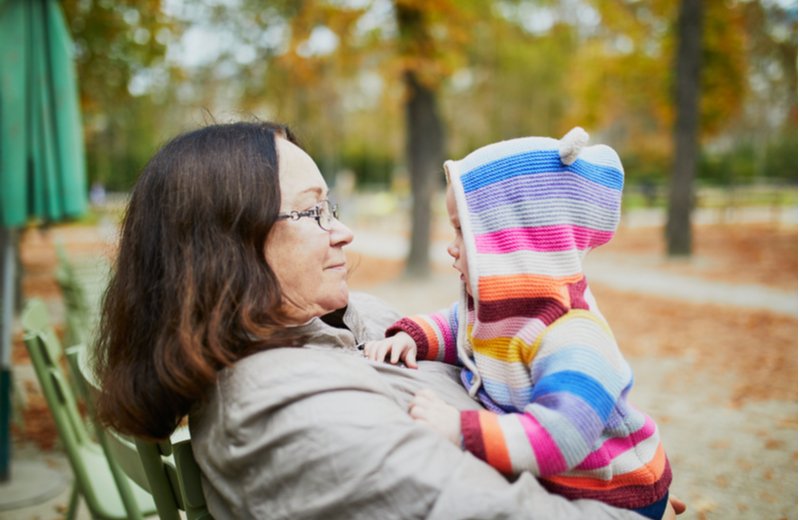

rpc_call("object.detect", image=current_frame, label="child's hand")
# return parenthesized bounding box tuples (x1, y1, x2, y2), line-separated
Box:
(408, 389, 461, 446)
(363, 332, 418, 368)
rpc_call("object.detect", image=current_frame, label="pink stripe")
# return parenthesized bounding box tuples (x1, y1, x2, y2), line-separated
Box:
(431, 313, 456, 363)
(472, 317, 547, 341)
(475, 225, 614, 254)
(519, 414, 567, 476)
(576, 416, 657, 470)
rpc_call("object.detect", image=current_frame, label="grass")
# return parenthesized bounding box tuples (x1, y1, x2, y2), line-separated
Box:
(622, 185, 798, 211)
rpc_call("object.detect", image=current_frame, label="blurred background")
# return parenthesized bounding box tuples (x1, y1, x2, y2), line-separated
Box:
(0, 0, 797, 519)
(63, 0, 798, 264)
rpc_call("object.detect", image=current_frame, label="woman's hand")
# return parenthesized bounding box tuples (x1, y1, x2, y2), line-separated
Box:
(364, 332, 418, 368)
(408, 389, 461, 445)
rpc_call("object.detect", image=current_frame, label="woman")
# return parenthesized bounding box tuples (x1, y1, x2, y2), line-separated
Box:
(94, 121, 680, 519)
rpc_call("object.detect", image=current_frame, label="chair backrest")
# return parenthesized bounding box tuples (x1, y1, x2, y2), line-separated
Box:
(134, 434, 212, 520)
(69, 341, 212, 520)
(64, 345, 148, 519)
(21, 299, 144, 518)
(21, 299, 92, 476)
(171, 437, 210, 519)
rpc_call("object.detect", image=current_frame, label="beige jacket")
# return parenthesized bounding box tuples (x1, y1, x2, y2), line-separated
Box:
(190, 293, 642, 520)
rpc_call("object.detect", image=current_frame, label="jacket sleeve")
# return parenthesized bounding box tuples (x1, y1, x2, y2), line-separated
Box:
(460, 311, 633, 477)
(385, 302, 460, 365)
(191, 348, 642, 520)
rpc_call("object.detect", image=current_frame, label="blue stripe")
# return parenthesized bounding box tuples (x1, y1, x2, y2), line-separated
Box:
(461, 150, 623, 193)
(531, 347, 629, 396)
(531, 370, 616, 421)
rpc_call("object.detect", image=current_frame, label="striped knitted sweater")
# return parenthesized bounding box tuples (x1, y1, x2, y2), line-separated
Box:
(387, 130, 671, 510)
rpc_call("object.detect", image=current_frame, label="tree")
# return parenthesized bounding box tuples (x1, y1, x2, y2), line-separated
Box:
(269, 0, 485, 277)
(563, 0, 750, 185)
(64, 0, 789, 262)
(443, 6, 580, 155)
(60, 0, 177, 189)
(402, 69, 445, 277)
(395, 2, 447, 277)
(666, 0, 703, 256)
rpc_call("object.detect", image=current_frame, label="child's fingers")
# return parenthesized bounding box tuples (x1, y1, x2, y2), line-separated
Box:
(364, 340, 389, 361)
(408, 399, 430, 422)
(363, 341, 377, 360)
(409, 390, 438, 415)
(365, 338, 419, 367)
(379, 344, 394, 362)
(408, 391, 462, 445)
(362, 342, 375, 359)
(389, 344, 403, 365)
(403, 350, 418, 369)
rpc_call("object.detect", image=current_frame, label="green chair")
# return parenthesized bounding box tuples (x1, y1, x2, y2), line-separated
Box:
(69, 342, 213, 520)
(21, 299, 157, 520)
(53, 244, 98, 436)
(133, 432, 212, 520)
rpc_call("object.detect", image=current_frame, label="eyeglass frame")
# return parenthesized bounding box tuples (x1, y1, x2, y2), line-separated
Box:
(277, 200, 340, 231)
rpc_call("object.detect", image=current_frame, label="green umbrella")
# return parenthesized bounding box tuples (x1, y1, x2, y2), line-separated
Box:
(0, 0, 87, 484)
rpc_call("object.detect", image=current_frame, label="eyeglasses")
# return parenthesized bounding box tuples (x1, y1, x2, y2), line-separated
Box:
(277, 200, 340, 231)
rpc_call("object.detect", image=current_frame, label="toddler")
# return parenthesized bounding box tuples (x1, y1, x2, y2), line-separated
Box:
(365, 128, 671, 519)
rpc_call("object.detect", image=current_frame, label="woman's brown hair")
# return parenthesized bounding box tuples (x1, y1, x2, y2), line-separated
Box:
(94, 121, 299, 439)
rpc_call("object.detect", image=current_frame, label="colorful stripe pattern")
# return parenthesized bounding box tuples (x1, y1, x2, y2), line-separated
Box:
(387, 134, 670, 510)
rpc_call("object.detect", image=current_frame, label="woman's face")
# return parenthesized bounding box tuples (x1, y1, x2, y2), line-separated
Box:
(266, 138, 354, 324)
(446, 185, 472, 296)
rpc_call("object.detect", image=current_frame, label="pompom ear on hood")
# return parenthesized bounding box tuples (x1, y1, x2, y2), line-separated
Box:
(558, 127, 589, 166)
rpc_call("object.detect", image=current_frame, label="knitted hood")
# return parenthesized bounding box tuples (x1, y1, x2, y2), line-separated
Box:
(444, 128, 624, 396)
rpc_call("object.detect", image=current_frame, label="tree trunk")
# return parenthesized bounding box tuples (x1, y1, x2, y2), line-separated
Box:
(403, 70, 444, 278)
(666, 0, 703, 256)
(395, 2, 446, 278)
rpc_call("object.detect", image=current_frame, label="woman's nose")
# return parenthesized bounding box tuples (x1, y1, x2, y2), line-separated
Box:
(330, 218, 354, 246)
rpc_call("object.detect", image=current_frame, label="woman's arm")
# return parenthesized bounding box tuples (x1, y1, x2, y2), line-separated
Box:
(191, 348, 643, 520)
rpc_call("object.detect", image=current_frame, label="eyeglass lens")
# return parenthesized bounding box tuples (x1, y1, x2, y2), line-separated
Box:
(319, 201, 339, 230)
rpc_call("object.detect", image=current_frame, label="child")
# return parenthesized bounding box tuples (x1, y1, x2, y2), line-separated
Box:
(365, 128, 671, 519)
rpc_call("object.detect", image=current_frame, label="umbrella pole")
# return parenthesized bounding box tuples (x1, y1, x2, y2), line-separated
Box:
(0, 226, 17, 482)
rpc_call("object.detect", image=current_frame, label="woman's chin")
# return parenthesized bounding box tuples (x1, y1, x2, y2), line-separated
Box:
(324, 286, 350, 313)
(335, 287, 350, 307)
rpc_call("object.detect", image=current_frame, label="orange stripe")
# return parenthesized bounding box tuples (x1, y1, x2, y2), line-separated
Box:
(415, 316, 439, 360)
(546, 443, 667, 490)
(478, 411, 513, 475)
(478, 274, 583, 303)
